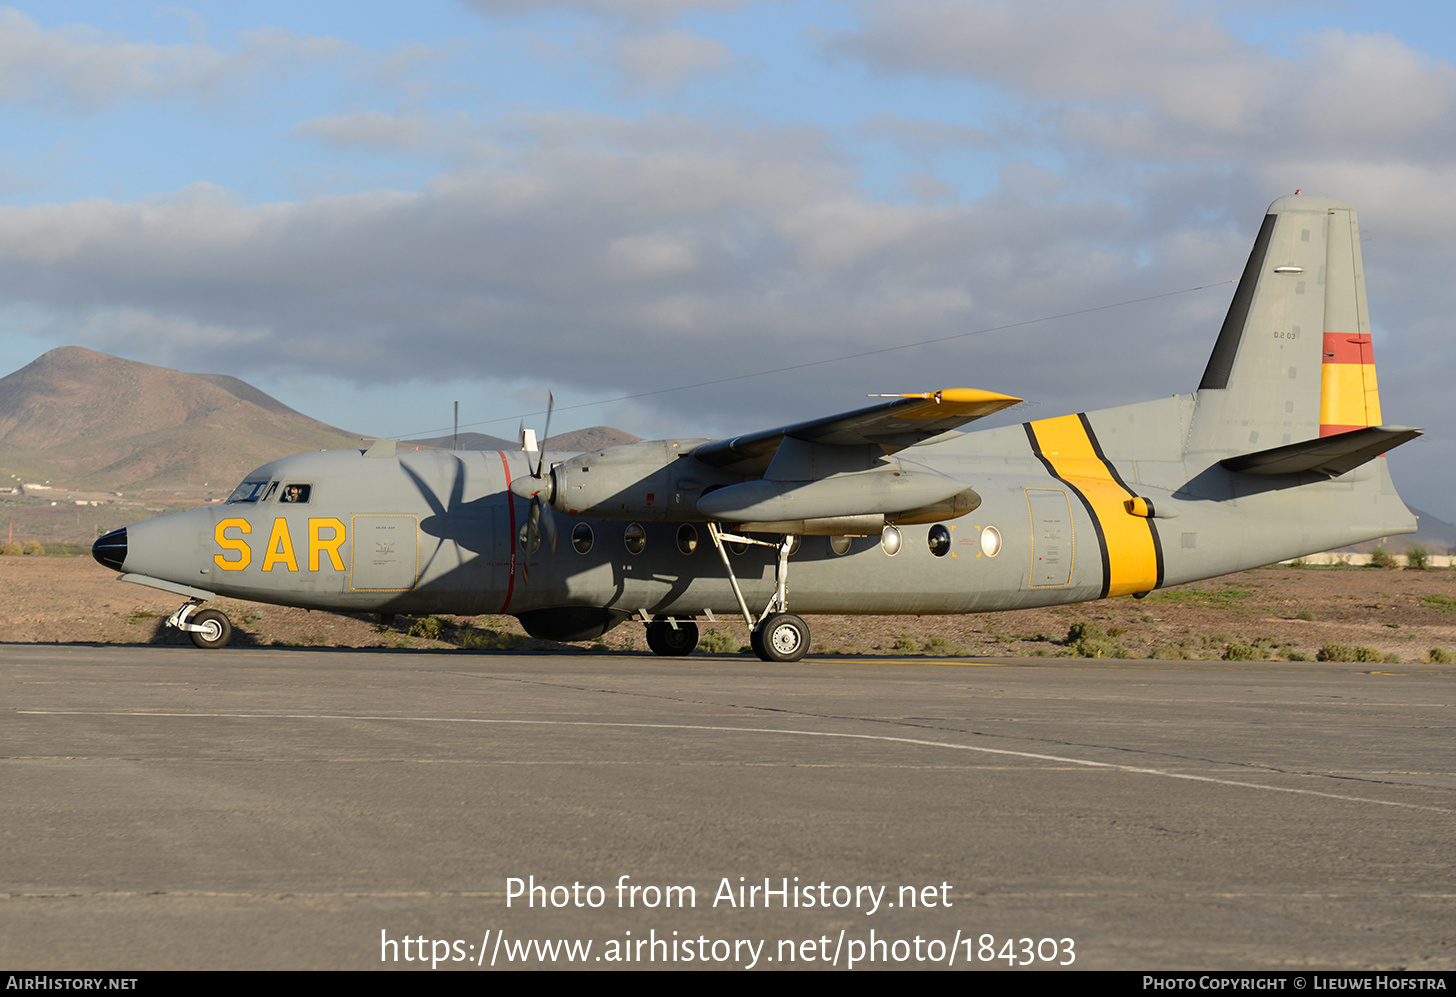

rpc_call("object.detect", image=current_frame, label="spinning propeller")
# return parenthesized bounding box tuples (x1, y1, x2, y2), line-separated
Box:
(509, 392, 558, 571)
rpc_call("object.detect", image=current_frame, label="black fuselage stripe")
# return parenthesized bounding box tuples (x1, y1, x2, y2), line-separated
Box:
(1023, 421, 1111, 599)
(1077, 413, 1165, 590)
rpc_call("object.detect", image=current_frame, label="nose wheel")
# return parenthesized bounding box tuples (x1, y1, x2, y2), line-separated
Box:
(187, 609, 233, 649)
(167, 601, 234, 649)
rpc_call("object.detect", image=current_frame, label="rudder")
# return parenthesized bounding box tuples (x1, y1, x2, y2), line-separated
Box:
(1187, 195, 1386, 459)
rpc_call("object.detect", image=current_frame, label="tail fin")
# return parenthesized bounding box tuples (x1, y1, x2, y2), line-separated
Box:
(1188, 194, 1387, 458)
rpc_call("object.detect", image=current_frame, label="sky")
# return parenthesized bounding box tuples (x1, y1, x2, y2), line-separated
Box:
(0, 0, 1452, 520)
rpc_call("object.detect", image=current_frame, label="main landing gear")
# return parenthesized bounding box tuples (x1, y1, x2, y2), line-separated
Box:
(168, 601, 234, 649)
(707, 523, 810, 663)
(749, 612, 809, 663)
(645, 616, 699, 656)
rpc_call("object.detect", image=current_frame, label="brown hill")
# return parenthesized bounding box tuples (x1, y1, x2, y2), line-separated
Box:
(0, 347, 363, 492)
(401, 431, 520, 451)
(545, 426, 643, 452)
(402, 426, 643, 453)
(1338, 508, 1456, 556)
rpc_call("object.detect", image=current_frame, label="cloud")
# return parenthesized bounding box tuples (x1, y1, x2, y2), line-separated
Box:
(830, 0, 1456, 165)
(0, 108, 1272, 447)
(463, 0, 750, 22)
(613, 29, 733, 90)
(856, 114, 997, 159)
(0, 8, 349, 110)
(293, 111, 435, 150)
(0, 2, 1448, 515)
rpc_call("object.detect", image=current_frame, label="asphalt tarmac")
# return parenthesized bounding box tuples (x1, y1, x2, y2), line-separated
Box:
(3, 645, 1453, 971)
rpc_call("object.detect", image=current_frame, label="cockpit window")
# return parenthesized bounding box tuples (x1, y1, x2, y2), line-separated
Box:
(278, 483, 312, 504)
(226, 479, 272, 504)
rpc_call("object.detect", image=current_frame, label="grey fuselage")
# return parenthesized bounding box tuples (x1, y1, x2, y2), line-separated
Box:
(101, 194, 1420, 635)
(113, 395, 1414, 624)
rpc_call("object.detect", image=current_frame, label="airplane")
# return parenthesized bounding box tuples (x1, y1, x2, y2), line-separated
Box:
(92, 194, 1422, 661)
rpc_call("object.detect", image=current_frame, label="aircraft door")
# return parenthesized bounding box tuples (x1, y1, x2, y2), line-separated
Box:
(350, 515, 422, 592)
(1026, 488, 1073, 588)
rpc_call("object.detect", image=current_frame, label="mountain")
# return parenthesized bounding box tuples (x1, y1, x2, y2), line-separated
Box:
(1338, 507, 1456, 556)
(542, 426, 643, 452)
(401, 431, 519, 451)
(0, 347, 363, 492)
(402, 427, 643, 453)
(0, 347, 647, 497)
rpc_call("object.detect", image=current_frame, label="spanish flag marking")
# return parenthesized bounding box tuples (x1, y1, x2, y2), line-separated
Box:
(1320, 333, 1382, 437)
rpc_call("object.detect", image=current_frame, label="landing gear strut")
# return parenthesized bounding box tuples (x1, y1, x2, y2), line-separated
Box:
(168, 601, 234, 649)
(707, 523, 808, 663)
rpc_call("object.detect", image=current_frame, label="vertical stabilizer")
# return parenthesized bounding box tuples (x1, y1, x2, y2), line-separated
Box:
(1319, 209, 1382, 436)
(1187, 195, 1384, 459)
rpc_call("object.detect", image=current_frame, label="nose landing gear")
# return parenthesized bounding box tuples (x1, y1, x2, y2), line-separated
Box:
(168, 601, 234, 649)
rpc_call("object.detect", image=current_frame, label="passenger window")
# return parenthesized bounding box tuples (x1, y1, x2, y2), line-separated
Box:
(928, 524, 951, 557)
(572, 522, 594, 555)
(624, 523, 646, 555)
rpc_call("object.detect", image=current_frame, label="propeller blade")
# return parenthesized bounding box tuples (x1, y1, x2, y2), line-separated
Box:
(540, 391, 554, 456)
(519, 390, 557, 582)
(522, 499, 541, 583)
(539, 498, 558, 555)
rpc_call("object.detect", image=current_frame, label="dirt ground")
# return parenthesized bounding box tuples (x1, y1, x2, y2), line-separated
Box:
(4, 554, 1456, 662)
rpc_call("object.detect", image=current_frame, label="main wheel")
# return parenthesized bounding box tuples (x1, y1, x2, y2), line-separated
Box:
(188, 608, 233, 649)
(646, 619, 699, 656)
(754, 612, 808, 663)
(749, 626, 765, 660)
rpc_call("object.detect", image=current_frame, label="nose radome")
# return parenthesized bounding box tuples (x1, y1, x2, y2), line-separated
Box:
(93, 527, 127, 571)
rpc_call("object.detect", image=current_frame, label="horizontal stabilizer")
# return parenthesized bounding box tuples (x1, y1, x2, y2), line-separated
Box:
(1220, 426, 1421, 477)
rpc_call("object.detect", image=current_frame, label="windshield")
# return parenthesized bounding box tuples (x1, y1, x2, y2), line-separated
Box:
(226, 479, 272, 504)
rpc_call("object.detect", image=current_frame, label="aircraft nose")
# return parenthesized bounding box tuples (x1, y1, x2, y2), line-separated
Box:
(93, 527, 127, 571)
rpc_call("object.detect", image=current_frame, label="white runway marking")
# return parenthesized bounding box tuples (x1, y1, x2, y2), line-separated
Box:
(20, 709, 1455, 815)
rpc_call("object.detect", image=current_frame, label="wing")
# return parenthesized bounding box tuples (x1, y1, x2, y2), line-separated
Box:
(689, 389, 1022, 477)
(687, 389, 1022, 526)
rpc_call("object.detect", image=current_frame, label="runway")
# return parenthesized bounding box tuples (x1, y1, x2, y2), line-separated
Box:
(3, 645, 1453, 970)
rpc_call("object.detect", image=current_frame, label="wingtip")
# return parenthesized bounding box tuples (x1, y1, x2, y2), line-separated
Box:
(900, 388, 1023, 405)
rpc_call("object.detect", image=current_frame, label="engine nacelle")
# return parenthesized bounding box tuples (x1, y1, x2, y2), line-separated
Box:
(696, 460, 977, 524)
(520, 441, 982, 528)
(546, 440, 741, 521)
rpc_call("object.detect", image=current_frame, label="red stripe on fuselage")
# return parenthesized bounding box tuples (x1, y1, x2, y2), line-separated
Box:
(496, 451, 517, 613)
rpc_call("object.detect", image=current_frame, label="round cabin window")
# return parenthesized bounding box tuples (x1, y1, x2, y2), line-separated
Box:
(624, 523, 647, 555)
(928, 524, 951, 557)
(572, 522, 594, 555)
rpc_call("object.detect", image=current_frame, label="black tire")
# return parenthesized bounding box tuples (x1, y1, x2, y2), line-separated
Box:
(188, 608, 232, 649)
(646, 619, 699, 656)
(755, 612, 808, 663)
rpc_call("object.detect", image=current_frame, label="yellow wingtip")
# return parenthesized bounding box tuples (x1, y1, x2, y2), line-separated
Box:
(900, 389, 1023, 405)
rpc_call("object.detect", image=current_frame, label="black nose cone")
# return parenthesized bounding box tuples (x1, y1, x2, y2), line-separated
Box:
(93, 528, 127, 571)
